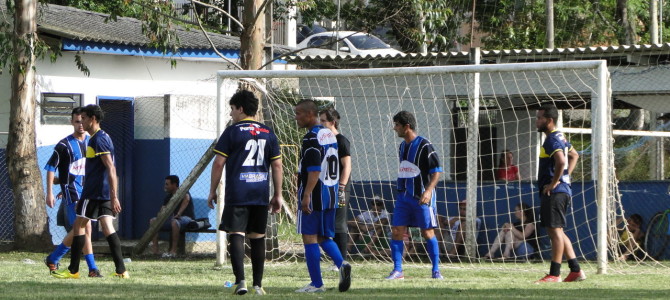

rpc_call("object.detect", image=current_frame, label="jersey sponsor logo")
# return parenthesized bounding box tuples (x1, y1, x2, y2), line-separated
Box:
(316, 129, 337, 145)
(239, 123, 270, 136)
(69, 158, 86, 176)
(398, 160, 420, 178)
(239, 172, 268, 182)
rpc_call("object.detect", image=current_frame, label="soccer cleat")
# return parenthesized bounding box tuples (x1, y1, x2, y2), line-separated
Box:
(50, 269, 79, 279)
(338, 262, 352, 292)
(88, 269, 104, 278)
(295, 283, 326, 293)
(44, 257, 59, 272)
(563, 270, 586, 282)
(534, 274, 562, 283)
(113, 271, 130, 279)
(385, 270, 404, 280)
(432, 270, 444, 279)
(233, 280, 248, 295)
(253, 285, 266, 295)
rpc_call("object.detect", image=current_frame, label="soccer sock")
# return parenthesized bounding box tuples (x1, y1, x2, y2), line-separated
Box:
(567, 258, 581, 273)
(334, 232, 348, 260)
(68, 235, 85, 274)
(304, 243, 323, 288)
(106, 232, 126, 274)
(48, 243, 70, 264)
(249, 237, 265, 287)
(84, 254, 98, 271)
(228, 234, 246, 284)
(549, 261, 561, 277)
(391, 239, 404, 272)
(320, 238, 344, 268)
(426, 236, 440, 272)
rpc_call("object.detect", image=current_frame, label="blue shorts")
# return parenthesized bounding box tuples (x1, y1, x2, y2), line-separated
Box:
(515, 242, 535, 258)
(161, 216, 193, 233)
(297, 209, 336, 237)
(56, 200, 77, 232)
(391, 194, 438, 229)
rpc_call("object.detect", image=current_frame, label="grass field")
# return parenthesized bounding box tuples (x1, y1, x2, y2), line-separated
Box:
(1, 251, 669, 299)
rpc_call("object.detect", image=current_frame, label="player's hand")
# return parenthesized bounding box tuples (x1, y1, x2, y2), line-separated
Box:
(111, 198, 122, 215)
(46, 193, 55, 208)
(270, 195, 282, 214)
(419, 190, 432, 205)
(207, 192, 217, 209)
(301, 195, 312, 215)
(543, 183, 557, 195)
(56, 192, 63, 199)
(338, 184, 347, 207)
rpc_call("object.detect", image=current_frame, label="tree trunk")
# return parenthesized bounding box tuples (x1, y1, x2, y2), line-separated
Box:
(615, 0, 636, 45)
(8, 0, 51, 250)
(240, 0, 265, 70)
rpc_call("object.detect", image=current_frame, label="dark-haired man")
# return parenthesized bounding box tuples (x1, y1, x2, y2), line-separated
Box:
(150, 175, 194, 257)
(52, 104, 128, 279)
(208, 90, 283, 295)
(534, 105, 584, 283)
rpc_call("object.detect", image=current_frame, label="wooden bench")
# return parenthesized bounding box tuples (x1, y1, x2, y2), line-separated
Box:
(160, 226, 217, 255)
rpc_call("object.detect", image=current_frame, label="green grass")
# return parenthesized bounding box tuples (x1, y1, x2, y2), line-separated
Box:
(2, 251, 670, 299)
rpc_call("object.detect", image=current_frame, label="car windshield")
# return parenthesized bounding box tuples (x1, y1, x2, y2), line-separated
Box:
(347, 35, 389, 50)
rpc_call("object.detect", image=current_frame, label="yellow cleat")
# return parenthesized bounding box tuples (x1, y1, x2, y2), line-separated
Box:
(51, 269, 80, 279)
(113, 271, 130, 279)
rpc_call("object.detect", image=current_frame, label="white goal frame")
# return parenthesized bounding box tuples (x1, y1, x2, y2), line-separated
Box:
(216, 60, 613, 273)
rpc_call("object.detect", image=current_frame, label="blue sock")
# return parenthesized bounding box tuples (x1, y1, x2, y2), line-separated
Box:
(426, 236, 440, 272)
(47, 243, 70, 264)
(391, 239, 404, 272)
(304, 243, 323, 288)
(320, 239, 344, 268)
(85, 254, 98, 271)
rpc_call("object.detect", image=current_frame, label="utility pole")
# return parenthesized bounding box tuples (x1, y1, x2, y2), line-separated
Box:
(545, 0, 554, 48)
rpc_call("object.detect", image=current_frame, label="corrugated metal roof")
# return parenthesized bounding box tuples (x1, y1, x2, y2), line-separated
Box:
(1, 2, 290, 53)
(288, 43, 670, 62)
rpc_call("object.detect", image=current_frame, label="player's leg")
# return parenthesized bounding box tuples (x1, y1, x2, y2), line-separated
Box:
(387, 199, 410, 279)
(333, 206, 349, 262)
(296, 210, 325, 293)
(45, 200, 78, 271)
(221, 205, 249, 294)
(536, 193, 563, 283)
(417, 203, 441, 279)
(557, 194, 585, 282)
(97, 201, 127, 277)
(247, 205, 270, 294)
(83, 220, 101, 277)
(317, 209, 351, 292)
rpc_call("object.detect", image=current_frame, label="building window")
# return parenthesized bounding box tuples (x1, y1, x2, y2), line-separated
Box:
(41, 93, 82, 125)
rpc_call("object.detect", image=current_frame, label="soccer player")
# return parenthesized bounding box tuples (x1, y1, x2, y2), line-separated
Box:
(207, 90, 283, 296)
(51, 104, 128, 279)
(387, 111, 443, 280)
(318, 107, 352, 267)
(294, 100, 351, 293)
(534, 105, 585, 283)
(44, 107, 101, 277)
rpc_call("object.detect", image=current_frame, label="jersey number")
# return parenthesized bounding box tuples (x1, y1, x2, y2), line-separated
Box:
(242, 139, 266, 166)
(321, 147, 339, 186)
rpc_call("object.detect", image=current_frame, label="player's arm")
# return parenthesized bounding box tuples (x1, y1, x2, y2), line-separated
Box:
(420, 171, 441, 205)
(301, 171, 319, 214)
(45, 171, 56, 208)
(101, 154, 120, 214)
(208, 154, 227, 209)
(175, 192, 191, 218)
(567, 147, 579, 175)
(269, 158, 283, 214)
(339, 155, 351, 188)
(544, 150, 566, 195)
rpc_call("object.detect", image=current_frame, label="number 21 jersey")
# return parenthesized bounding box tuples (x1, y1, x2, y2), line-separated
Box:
(213, 119, 281, 206)
(298, 125, 339, 211)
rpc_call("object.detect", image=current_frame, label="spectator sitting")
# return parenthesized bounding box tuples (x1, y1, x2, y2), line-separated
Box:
(483, 202, 539, 260)
(438, 200, 482, 256)
(150, 175, 195, 258)
(348, 196, 390, 254)
(617, 214, 645, 261)
(496, 150, 520, 181)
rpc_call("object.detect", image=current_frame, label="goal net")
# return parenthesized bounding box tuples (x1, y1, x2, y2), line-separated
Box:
(213, 61, 669, 272)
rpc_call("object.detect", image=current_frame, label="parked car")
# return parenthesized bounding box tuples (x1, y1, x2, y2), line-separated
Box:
(296, 23, 328, 44)
(296, 31, 403, 56)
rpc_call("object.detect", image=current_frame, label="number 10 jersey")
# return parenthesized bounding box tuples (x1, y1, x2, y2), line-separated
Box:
(213, 119, 282, 206)
(298, 125, 339, 211)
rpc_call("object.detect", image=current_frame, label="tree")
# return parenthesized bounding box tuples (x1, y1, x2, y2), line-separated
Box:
(0, 0, 52, 250)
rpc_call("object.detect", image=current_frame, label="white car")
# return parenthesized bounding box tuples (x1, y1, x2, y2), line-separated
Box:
(296, 31, 403, 56)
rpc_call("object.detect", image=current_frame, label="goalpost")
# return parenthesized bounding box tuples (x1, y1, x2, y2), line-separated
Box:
(216, 61, 620, 272)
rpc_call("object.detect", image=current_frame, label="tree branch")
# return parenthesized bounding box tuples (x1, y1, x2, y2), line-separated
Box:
(190, 0, 242, 70)
(191, 0, 244, 30)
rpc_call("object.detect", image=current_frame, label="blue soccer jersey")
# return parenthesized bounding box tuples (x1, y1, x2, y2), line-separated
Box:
(44, 134, 89, 204)
(213, 119, 281, 206)
(538, 130, 573, 196)
(397, 136, 442, 204)
(298, 125, 339, 211)
(81, 129, 114, 201)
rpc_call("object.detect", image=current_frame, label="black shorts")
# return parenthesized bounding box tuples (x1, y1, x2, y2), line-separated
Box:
(334, 206, 348, 233)
(76, 199, 116, 220)
(540, 193, 571, 228)
(220, 205, 268, 234)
